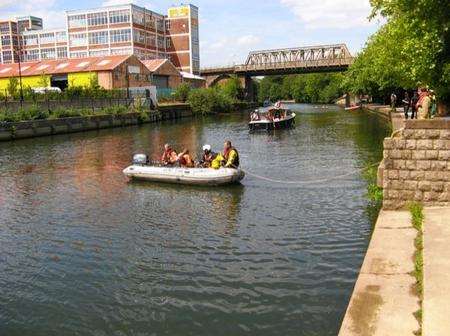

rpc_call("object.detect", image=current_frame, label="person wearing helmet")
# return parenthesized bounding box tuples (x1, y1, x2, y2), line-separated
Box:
(199, 144, 218, 168)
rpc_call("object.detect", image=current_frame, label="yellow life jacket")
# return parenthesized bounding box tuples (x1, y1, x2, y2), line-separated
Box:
(211, 154, 224, 169)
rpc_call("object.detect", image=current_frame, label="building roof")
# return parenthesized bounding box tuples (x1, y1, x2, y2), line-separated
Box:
(141, 59, 168, 72)
(0, 55, 132, 79)
(180, 71, 205, 81)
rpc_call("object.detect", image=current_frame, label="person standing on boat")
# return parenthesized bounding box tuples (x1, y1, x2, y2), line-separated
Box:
(199, 144, 217, 168)
(222, 141, 240, 168)
(161, 144, 178, 165)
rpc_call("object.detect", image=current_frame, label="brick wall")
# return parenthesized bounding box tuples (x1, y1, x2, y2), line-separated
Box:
(380, 119, 450, 209)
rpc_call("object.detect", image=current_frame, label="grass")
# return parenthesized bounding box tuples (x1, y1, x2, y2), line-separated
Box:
(409, 202, 424, 336)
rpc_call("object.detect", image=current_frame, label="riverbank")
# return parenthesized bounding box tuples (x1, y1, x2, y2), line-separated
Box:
(339, 206, 450, 336)
(339, 210, 420, 335)
(0, 102, 258, 141)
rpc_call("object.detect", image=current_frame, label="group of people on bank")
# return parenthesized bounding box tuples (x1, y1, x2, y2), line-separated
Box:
(391, 87, 437, 120)
(160, 140, 240, 169)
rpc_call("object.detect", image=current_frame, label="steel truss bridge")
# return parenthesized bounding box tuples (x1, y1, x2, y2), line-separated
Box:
(201, 44, 354, 82)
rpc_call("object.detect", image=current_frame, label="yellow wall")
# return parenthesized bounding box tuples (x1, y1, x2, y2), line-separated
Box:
(68, 72, 97, 88)
(0, 75, 51, 93)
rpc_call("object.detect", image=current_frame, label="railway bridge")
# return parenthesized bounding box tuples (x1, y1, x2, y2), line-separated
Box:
(200, 44, 354, 100)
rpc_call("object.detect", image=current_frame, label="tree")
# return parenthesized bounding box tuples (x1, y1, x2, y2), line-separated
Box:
(345, 0, 450, 103)
(220, 75, 243, 101)
(7, 77, 19, 97)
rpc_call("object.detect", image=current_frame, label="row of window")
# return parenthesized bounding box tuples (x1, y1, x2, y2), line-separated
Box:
(132, 11, 164, 30)
(68, 10, 131, 28)
(67, 29, 169, 47)
(23, 32, 67, 46)
(23, 47, 68, 61)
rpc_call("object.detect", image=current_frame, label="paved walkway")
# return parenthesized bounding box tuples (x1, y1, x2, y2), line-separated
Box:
(339, 210, 420, 336)
(423, 207, 450, 336)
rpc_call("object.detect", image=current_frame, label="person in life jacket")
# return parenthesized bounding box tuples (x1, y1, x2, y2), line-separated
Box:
(177, 148, 195, 168)
(199, 144, 217, 168)
(161, 143, 178, 165)
(222, 140, 240, 168)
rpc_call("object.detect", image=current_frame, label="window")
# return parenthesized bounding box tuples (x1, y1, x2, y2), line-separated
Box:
(1, 36, 11, 47)
(70, 51, 87, 58)
(109, 10, 130, 24)
(55, 31, 67, 43)
(2, 51, 12, 63)
(41, 48, 56, 59)
(146, 34, 156, 47)
(165, 20, 171, 30)
(87, 12, 108, 26)
(39, 33, 55, 44)
(145, 13, 155, 27)
(110, 29, 131, 43)
(68, 14, 86, 28)
(166, 38, 171, 49)
(110, 48, 131, 55)
(89, 49, 109, 57)
(156, 18, 164, 31)
(133, 29, 145, 44)
(57, 47, 67, 59)
(157, 35, 164, 49)
(0, 23, 9, 35)
(69, 33, 87, 47)
(132, 11, 145, 25)
(25, 49, 40, 61)
(89, 31, 108, 45)
(24, 34, 38, 45)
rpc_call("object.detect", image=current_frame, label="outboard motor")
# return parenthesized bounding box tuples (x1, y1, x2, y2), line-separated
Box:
(132, 153, 149, 166)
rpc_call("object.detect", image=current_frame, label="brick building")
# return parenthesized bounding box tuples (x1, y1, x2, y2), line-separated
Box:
(0, 4, 199, 74)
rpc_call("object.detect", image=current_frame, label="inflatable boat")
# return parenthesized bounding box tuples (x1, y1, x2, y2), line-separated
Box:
(123, 155, 245, 186)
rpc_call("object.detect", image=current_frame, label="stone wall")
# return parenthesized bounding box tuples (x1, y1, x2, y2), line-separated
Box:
(380, 119, 450, 209)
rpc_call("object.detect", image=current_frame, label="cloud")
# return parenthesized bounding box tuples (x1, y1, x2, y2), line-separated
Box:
(102, 0, 146, 6)
(280, 0, 374, 29)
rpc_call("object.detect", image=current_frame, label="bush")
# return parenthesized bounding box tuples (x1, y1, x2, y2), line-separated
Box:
(187, 87, 233, 115)
(173, 83, 191, 102)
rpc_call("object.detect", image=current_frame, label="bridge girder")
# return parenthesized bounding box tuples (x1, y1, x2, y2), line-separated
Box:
(244, 44, 352, 66)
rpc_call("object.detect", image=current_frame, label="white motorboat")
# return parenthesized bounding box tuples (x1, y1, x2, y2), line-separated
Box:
(123, 155, 245, 186)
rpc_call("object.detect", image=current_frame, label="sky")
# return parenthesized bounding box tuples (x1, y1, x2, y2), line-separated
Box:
(0, 0, 383, 67)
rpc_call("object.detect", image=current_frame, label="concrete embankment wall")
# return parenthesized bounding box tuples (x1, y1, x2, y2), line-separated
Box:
(380, 119, 450, 209)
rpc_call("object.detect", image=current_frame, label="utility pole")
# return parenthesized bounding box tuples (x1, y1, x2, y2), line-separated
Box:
(16, 38, 24, 108)
(126, 64, 130, 99)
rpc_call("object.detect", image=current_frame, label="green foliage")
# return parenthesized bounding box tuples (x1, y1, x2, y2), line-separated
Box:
(345, 0, 450, 103)
(408, 201, 424, 334)
(257, 73, 344, 104)
(219, 75, 244, 101)
(187, 87, 233, 115)
(7, 77, 19, 97)
(38, 74, 49, 88)
(173, 83, 192, 102)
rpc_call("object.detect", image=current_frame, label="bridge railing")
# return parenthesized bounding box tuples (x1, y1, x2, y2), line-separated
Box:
(234, 57, 354, 72)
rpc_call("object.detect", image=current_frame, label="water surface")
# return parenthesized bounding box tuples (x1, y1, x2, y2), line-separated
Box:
(0, 104, 389, 336)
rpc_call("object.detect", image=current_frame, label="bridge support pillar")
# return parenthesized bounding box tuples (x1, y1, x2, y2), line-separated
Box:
(238, 75, 255, 102)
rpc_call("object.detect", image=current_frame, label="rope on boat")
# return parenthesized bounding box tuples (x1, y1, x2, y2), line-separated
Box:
(240, 161, 380, 185)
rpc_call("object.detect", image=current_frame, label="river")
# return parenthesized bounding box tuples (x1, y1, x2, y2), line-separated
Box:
(0, 104, 390, 336)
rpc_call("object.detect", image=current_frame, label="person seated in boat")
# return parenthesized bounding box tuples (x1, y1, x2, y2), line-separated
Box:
(222, 140, 240, 168)
(199, 144, 217, 168)
(251, 110, 260, 121)
(161, 143, 178, 165)
(177, 148, 195, 168)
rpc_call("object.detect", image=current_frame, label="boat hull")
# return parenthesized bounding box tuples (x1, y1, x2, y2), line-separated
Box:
(123, 165, 245, 186)
(249, 113, 295, 131)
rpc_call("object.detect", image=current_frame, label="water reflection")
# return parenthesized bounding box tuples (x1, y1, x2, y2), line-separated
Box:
(0, 104, 390, 336)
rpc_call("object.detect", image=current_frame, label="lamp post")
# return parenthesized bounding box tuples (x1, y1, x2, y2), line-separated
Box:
(15, 38, 24, 108)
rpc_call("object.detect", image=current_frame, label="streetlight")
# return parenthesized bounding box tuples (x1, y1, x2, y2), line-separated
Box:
(15, 37, 24, 107)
